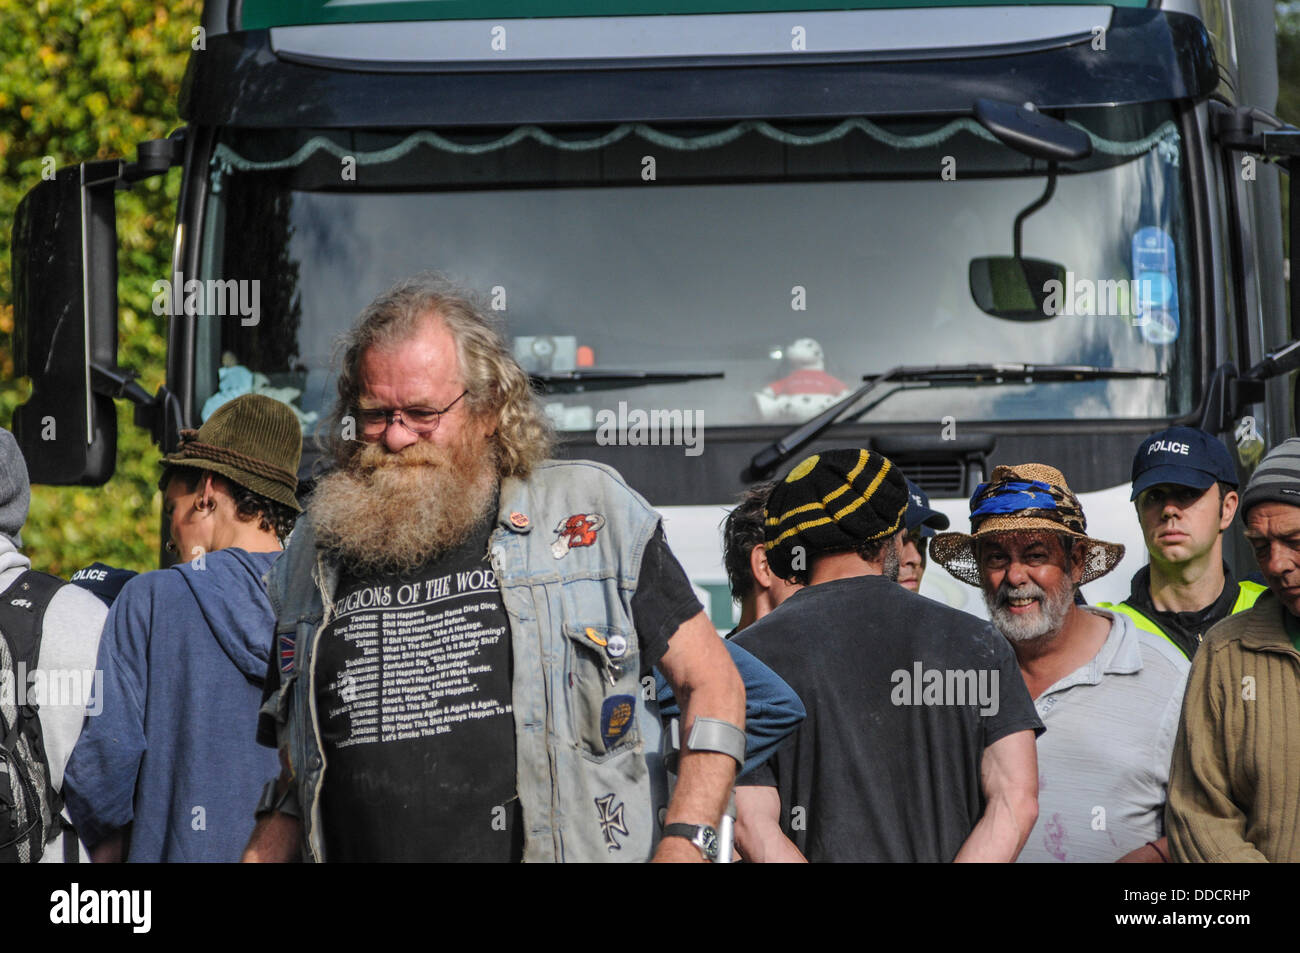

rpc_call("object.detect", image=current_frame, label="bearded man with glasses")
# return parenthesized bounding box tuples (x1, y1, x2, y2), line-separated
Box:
(242, 274, 743, 864)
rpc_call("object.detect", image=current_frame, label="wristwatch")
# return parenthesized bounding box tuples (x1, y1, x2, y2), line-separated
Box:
(662, 823, 721, 862)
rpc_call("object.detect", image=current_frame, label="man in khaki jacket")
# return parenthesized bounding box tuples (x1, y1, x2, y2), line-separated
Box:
(1167, 438, 1300, 862)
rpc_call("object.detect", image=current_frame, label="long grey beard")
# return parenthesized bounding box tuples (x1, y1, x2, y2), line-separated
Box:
(309, 438, 498, 576)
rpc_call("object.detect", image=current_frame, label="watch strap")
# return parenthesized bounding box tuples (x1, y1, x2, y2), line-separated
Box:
(662, 822, 720, 861)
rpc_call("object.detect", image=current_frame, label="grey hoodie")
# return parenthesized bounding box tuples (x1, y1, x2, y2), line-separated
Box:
(0, 536, 108, 862)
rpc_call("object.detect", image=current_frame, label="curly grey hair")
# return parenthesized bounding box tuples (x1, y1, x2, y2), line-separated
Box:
(324, 274, 554, 476)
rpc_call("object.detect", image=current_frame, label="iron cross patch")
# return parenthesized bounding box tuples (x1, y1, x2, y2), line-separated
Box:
(594, 793, 629, 851)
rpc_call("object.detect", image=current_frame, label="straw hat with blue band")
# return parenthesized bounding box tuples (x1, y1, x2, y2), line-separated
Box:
(929, 462, 1125, 587)
(763, 448, 909, 578)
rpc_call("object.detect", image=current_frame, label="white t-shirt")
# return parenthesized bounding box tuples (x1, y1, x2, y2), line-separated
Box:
(1016, 607, 1190, 863)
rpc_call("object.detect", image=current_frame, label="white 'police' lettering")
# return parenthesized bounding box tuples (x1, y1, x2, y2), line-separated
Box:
(1147, 441, 1190, 455)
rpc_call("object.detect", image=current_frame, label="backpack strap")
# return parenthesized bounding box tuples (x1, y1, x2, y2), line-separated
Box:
(0, 570, 69, 861)
(60, 816, 79, 863)
(0, 571, 65, 674)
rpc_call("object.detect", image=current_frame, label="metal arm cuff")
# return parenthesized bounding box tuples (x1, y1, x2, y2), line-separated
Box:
(685, 717, 746, 767)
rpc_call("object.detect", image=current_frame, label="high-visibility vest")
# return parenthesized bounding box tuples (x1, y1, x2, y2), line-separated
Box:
(1098, 581, 1266, 659)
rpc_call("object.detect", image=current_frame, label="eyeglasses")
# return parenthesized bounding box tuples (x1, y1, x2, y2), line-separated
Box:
(358, 390, 467, 439)
(906, 528, 929, 558)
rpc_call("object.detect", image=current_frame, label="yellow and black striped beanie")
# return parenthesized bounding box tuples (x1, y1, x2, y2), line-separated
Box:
(764, 448, 908, 577)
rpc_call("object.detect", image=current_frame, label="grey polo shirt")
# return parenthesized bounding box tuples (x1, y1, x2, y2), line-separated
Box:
(1016, 607, 1190, 863)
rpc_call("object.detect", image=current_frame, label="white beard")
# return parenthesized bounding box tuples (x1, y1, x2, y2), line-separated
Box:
(984, 576, 1074, 644)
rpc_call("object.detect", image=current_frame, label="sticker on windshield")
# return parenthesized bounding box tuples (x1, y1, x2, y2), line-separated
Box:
(1140, 308, 1180, 345)
(1130, 227, 1180, 344)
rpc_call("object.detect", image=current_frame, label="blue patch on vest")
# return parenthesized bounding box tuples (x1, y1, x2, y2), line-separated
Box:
(600, 694, 635, 748)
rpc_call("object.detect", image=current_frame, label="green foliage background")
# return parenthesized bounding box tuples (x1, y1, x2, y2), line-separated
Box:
(0, 1, 1298, 576)
(0, 0, 200, 574)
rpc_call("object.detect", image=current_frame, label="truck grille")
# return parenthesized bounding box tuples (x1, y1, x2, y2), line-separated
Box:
(894, 458, 967, 497)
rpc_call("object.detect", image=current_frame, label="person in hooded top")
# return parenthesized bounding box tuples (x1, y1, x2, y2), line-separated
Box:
(64, 394, 302, 862)
(0, 428, 108, 862)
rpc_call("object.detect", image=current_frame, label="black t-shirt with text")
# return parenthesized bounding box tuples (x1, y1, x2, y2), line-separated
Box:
(316, 515, 519, 861)
(260, 518, 701, 862)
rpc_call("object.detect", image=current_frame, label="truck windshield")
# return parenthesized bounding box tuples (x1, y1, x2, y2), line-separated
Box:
(194, 102, 1193, 434)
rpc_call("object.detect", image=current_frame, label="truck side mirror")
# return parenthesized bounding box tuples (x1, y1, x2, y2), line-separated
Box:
(10, 161, 122, 485)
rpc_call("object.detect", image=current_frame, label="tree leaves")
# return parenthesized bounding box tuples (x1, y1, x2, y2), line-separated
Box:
(0, 1, 201, 573)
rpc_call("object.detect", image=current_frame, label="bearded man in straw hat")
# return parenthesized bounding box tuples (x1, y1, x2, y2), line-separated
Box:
(931, 463, 1191, 863)
(64, 393, 303, 862)
(733, 448, 1042, 863)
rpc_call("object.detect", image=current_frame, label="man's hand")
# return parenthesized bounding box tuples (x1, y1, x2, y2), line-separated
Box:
(1117, 836, 1168, 863)
(654, 610, 746, 862)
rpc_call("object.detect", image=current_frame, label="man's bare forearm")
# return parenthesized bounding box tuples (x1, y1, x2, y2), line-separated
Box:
(663, 670, 745, 825)
(242, 812, 302, 863)
(664, 749, 737, 831)
(653, 612, 746, 861)
(953, 788, 1034, 862)
(734, 786, 806, 863)
(89, 829, 125, 863)
(955, 729, 1038, 862)
(654, 684, 745, 861)
(242, 755, 302, 863)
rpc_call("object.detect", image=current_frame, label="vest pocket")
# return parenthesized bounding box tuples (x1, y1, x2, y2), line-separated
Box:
(562, 622, 642, 759)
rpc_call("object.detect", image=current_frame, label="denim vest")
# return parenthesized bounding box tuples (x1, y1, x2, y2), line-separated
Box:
(264, 459, 668, 862)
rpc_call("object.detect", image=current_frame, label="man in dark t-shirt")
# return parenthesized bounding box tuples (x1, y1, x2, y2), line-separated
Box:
(733, 449, 1042, 862)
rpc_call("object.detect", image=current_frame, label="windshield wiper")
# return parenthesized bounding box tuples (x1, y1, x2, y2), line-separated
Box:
(529, 369, 723, 394)
(864, 363, 1165, 385)
(746, 362, 1166, 480)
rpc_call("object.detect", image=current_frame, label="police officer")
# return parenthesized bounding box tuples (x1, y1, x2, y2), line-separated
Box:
(1100, 426, 1263, 659)
(898, 478, 949, 594)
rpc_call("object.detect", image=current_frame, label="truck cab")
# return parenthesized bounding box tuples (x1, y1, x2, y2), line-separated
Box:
(13, 1, 1300, 622)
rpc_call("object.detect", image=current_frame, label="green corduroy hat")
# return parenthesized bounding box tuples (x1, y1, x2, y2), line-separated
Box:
(764, 448, 909, 577)
(159, 393, 302, 512)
